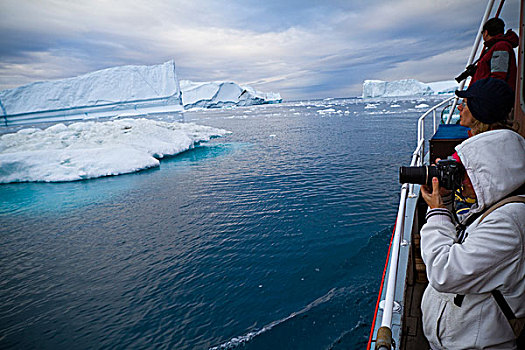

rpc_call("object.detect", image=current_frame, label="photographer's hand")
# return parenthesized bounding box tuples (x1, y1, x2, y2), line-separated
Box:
(421, 177, 446, 209)
(433, 158, 453, 197)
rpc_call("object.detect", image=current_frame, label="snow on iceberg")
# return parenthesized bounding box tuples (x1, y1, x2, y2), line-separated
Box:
(0, 61, 183, 126)
(0, 118, 229, 183)
(180, 80, 282, 109)
(426, 80, 459, 95)
(362, 79, 432, 98)
(362, 79, 458, 98)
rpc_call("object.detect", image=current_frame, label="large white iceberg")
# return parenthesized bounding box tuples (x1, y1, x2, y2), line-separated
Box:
(0, 61, 283, 126)
(362, 79, 458, 98)
(180, 80, 282, 109)
(0, 61, 183, 126)
(0, 118, 229, 183)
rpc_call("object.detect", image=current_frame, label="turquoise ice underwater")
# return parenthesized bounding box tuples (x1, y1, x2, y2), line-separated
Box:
(0, 98, 438, 349)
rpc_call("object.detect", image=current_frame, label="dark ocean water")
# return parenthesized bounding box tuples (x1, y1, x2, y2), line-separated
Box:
(0, 97, 441, 349)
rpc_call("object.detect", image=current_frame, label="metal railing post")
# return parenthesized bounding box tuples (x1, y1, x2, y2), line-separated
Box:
(373, 95, 455, 348)
(433, 110, 437, 134)
(419, 117, 424, 163)
(378, 183, 408, 336)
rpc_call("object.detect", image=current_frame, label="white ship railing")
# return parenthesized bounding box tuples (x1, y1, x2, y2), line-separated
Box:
(413, 96, 455, 166)
(375, 95, 458, 349)
(378, 95, 453, 338)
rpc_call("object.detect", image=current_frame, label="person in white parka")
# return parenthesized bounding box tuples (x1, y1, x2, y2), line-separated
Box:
(420, 129, 525, 350)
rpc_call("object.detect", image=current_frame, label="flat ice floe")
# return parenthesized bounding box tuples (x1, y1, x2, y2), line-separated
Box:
(0, 118, 230, 183)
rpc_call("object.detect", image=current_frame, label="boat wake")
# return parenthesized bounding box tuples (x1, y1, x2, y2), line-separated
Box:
(209, 288, 340, 349)
(209, 226, 392, 350)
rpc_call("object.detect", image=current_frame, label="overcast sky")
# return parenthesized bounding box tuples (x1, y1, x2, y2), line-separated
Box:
(0, 0, 520, 100)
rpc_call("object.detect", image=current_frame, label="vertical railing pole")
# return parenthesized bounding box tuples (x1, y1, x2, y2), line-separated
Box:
(421, 116, 424, 165)
(433, 110, 437, 134)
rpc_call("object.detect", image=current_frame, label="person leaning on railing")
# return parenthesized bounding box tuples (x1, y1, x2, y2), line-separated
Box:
(469, 18, 518, 91)
(419, 128, 525, 349)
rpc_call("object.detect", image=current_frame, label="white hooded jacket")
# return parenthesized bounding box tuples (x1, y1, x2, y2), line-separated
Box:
(420, 130, 525, 350)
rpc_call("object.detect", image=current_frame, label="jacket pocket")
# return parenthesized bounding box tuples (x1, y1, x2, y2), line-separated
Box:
(421, 286, 447, 348)
(439, 294, 492, 348)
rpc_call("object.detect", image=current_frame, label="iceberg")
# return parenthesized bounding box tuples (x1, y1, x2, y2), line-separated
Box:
(180, 80, 282, 109)
(362, 79, 432, 98)
(0, 61, 283, 126)
(426, 80, 460, 95)
(362, 79, 458, 98)
(0, 61, 183, 126)
(0, 118, 229, 183)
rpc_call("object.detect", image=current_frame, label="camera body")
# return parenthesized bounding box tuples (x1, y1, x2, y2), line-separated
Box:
(455, 64, 478, 83)
(399, 159, 465, 191)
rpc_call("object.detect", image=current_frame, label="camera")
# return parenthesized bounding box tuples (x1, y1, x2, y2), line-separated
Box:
(399, 159, 465, 190)
(455, 64, 477, 83)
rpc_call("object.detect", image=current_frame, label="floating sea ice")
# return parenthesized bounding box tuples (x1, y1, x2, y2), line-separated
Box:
(317, 108, 337, 115)
(390, 104, 401, 108)
(364, 103, 378, 109)
(225, 115, 248, 119)
(415, 103, 430, 109)
(0, 118, 230, 183)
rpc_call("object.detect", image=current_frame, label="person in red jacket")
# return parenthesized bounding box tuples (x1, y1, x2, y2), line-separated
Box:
(469, 18, 518, 91)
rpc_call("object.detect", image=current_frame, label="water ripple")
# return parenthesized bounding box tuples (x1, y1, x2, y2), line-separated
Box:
(0, 99, 425, 349)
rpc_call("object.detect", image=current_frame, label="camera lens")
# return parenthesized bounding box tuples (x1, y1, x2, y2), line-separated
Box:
(399, 166, 439, 186)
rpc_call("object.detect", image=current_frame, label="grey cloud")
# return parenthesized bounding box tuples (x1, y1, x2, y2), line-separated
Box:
(0, 0, 521, 99)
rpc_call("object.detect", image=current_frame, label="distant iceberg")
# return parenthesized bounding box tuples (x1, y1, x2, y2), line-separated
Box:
(0, 61, 283, 126)
(180, 80, 282, 109)
(362, 79, 458, 98)
(0, 118, 229, 183)
(0, 61, 183, 126)
(426, 81, 460, 95)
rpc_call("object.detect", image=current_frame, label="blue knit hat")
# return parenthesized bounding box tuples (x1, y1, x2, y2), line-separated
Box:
(455, 78, 514, 124)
